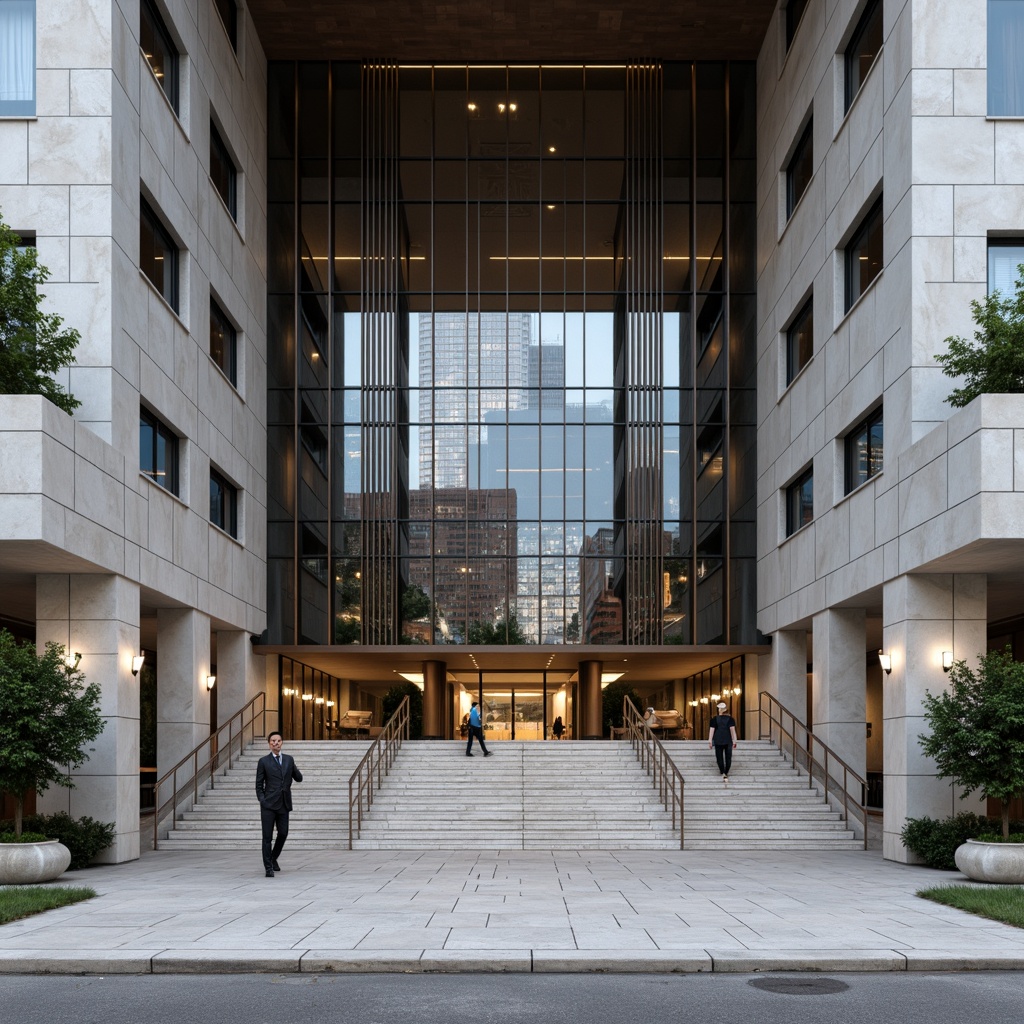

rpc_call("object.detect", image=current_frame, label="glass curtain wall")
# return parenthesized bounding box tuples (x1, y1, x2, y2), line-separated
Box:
(265, 61, 758, 647)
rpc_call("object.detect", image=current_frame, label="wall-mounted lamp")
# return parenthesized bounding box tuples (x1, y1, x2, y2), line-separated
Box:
(878, 650, 892, 675)
(205, 674, 216, 691)
(942, 651, 954, 673)
(64, 651, 82, 671)
(131, 654, 146, 676)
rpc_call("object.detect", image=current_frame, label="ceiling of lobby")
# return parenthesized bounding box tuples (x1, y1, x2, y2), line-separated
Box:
(245, 1, 778, 62)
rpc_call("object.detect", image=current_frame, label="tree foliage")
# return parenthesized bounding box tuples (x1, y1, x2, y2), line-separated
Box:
(919, 647, 1024, 839)
(0, 630, 105, 836)
(381, 682, 423, 739)
(602, 680, 642, 733)
(936, 264, 1024, 407)
(0, 216, 81, 413)
(467, 612, 529, 645)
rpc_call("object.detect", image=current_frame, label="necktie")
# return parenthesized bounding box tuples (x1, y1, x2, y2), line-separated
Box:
(276, 755, 282, 767)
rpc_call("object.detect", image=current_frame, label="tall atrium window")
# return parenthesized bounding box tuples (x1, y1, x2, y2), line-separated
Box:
(210, 467, 238, 537)
(786, 0, 809, 49)
(786, 119, 813, 218)
(209, 297, 237, 385)
(844, 0, 883, 112)
(139, 408, 179, 494)
(786, 468, 814, 536)
(786, 295, 813, 384)
(210, 120, 238, 220)
(140, 197, 179, 312)
(213, 0, 237, 51)
(141, 0, 179, 114)
(0, 0, 35, 117)
(845, 406, 883, 493)
(845, 196, 883, 312)
(988, 239, 1024, 295)
(989, 0, 1024, 115)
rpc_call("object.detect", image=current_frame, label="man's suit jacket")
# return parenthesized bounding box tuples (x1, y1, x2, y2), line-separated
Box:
(256, 752, 303, 812)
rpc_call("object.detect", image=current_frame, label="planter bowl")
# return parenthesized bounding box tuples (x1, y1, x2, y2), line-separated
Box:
(954, 839, 1024, 884)
(0, 840, 72, 884)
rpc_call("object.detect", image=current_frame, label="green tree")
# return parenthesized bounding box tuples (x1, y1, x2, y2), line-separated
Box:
(936, 264, 1024, 408)
(602, 680, 642, 735)
(381, 682, 423, 739)
(0, 630, 105, 836)
(919, 647, 1024, 839)
(0, 217, 81, 413)
(467, 612, 529, 645)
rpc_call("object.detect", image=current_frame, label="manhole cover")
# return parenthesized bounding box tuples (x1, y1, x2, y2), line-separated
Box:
(748, 977, 850, 996)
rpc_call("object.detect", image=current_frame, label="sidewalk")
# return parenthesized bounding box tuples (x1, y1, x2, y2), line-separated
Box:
(1, 847, 1023, 974)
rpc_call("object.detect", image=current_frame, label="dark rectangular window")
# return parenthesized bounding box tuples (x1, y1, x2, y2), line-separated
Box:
(845, 196, 883, 312)
(786, 0, 809, 49)
(140, 408, 179, 494)
(845, 406, 883, 493)
(140, 197, 179, 312)
(845, 0, 883, 111)
(989, 0, 1024, 115)
(786, 468, 814, 536)
(786, 120, 813, 218)
(786, 295, 814, 384)
(988, 240, 1024, 296)
(0, 0, 36, 116)
(210, 468, 238, 537)
(140, 0, 179, 114)
(209, 297, 237, 385)
(213, 0, 237, 51)
(210, 121, 237, 220)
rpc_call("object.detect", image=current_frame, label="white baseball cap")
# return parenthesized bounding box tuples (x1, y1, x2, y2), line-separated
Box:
(716, 702, 727, 709)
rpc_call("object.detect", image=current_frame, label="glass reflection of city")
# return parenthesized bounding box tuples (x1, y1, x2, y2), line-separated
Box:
(267, 63, 758, 648)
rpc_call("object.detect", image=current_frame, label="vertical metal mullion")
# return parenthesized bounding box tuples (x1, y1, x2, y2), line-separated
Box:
(723, 64, 732, 643)
(326, 61, 335, 643)
(688, 61, 699, 642)
(292, 62, 301, 643)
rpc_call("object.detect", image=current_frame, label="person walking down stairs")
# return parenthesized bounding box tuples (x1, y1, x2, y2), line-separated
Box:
(465, 701, 492, 757)
(708, 702, 737, 782)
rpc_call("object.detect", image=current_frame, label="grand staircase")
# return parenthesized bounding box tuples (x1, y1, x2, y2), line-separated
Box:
(156, 738, 863, 852)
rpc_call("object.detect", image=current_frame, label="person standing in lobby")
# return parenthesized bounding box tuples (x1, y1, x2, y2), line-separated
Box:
(708, 702, 738, 782)
(255, 731, 303, 876)
(465, 701, 492, 757)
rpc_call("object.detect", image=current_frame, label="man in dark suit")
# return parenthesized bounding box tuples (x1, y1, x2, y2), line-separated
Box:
(255, 730, 303, 877)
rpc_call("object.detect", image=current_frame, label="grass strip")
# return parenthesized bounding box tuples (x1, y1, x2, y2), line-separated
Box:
(0, 886, 96, 925)
(918, 884, 1024, 929)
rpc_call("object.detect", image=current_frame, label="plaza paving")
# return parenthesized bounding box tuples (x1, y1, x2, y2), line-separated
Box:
(1, 847, 1023, 973)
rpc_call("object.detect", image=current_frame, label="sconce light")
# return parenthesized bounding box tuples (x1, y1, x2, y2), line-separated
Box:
(700, 697, 710, 705)
(64, 652, 82, 671)
(689, 700, 699, 707)
(878, 650, 892, 675)
(301, 693, 314, 701)
(942, 651, 954, 673)
(131, 654, 146, 677)
(711, 693, 721, 701)
(205, 674, 216, 691)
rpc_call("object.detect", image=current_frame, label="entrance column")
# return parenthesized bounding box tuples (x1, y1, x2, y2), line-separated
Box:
(215, 629, 259, 728)
(765, 629, 807, 720)
(156, 608, 212, 777)
(422, 660, 446, 738)
(578, 660, 602, 739)
(812, 607, 866, 779)
(882, 573, 987, 862)
(35, 574, 141, 864)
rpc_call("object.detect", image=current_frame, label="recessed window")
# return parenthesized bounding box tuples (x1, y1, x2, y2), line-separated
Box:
(0, 0, 36, 117)
(210, 121, 237, 220)
(786, 468, 814, 536)
(140, 196, 179, 312)
(989, 1, 1024, 115)
(212, 0, 238, 51)
(140, 0, 179, 114)
(786, 0, 809, 49)
(210, 467, 238, 537)
(140, 408, 179, 495)
(786, 295, 814, 384)
(845, 196, 883, 312)
(845, 406, 883, 493)
(988, 240, 1024, 295)
(786, 119, 813, 218)
(844, 0, 883, 112)
(209, 297, 237, 385)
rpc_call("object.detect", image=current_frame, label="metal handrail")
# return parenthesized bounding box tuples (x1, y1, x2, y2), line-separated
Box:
(758, 691, 868, 849)
(152, 691, 266, 850)
(622, 697, 686, 849)
(348, 696, 410, 849)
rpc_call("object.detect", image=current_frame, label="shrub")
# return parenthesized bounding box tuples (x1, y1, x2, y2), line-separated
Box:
(381, 682, 423, 740)
(602, 681, 642, 733)
(0, 831, 49, 843)
(0, 813, 114, 869)
(899, 812, 1023, 869)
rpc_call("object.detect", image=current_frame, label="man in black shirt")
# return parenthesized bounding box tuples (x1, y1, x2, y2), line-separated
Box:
(708, 701, 738, 781)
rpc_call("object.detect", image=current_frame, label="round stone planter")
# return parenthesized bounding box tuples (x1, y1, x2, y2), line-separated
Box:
(0, 840, 72, 885)
(954, 839, 1024, 884)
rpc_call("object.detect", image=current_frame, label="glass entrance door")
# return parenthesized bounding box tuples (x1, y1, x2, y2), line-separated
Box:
(482, 683, 544, 741)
